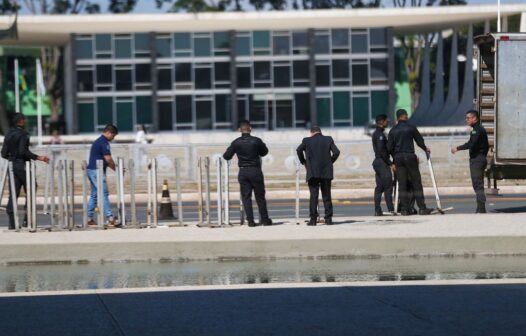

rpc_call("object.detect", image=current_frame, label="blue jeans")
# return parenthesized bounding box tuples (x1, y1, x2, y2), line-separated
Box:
(87, 169, 113, 219)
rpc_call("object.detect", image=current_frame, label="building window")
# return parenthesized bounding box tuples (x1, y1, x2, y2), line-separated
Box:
(332, 60, 350, 86)
(215, 94, 231, 124)
(175, 63, 192, 83)
(115, 37, 132, 59)
(176, 95, 193, 124)
(370, 28, 387, 46)
(333, 91, 350, 121)
(237, 64, 251, 88)
(316, 95, 331, 127)
(158, 100, 173, 131)
(95, 34, 111, 59)
(316, 62, 330, 87)
(314, 30, 330, 55)
(174, 33, 191, 57)
(156, 35, 172, 58)
(76, 38, 93, 59)
(352, 63, 369, 86)
(352, 95, 370, 126)
(213, 31, 230, 56)
(293, 60, 309, 87)
(134, 33, 150, 58)
(370, 58, 388, 84)
(97, 97, 113, 126)
(135, 64, 151, 84)
(78, 102, 95, 133)
(96, 64, 112, 91)
(136, 96, 152, 125)
(157, 67, 173, 91)
(194, 66, 212, 89)
(273, 33, 290, 55)
(236, 32, 251, 56)
(252, 31, 270, 55)
(351, 32, 368, 54)
(116, 99, 134, 132)
(371, 90, 389, 118)
(331, 29, 349, 54)
(273, 62, 291, 88)
(196, 98, 213, 129)
(294, 93, 310, 127)
(77, 68, 93, 92)
(275, 96, 293, 129)
(254, 61, 271, 81)
(292, 31, 308, 55)
(115, 68, 132, 91)
(194, 34, 211, 57)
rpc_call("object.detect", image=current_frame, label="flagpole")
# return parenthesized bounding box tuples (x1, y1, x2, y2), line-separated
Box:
(497, 0, 501, 33)
(14, 58, 19, 113)
(36, 59, 43, 147)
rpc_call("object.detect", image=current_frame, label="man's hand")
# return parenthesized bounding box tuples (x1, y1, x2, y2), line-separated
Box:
(389, 164, 396, 173)
(37, 155, 49, 164)
(426, 147, 431, 153)
(451, 146, 458, 154)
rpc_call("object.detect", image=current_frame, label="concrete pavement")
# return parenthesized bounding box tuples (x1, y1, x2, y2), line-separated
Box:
(2, 213, 526, 264)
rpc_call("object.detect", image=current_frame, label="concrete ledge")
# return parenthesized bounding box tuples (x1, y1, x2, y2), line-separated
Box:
(2, 214, 526, 263)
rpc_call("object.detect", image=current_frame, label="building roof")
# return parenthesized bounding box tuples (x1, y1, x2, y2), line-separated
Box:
(0, 4, 525, 46)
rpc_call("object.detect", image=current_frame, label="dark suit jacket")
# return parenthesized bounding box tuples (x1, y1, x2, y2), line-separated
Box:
(296, 133, 340, 181)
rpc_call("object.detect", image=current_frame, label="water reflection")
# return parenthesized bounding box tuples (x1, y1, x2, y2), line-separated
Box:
(1, 256, 526, 293)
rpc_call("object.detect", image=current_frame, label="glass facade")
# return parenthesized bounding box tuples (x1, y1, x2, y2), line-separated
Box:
(74, 28, 390, 132)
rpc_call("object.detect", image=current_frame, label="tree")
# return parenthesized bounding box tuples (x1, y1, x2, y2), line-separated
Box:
(393, 0, 466, 113)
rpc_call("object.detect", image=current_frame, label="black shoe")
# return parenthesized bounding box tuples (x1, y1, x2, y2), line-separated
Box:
(325, 218, 333, 225)
(418, 208, 433, 215)
(410, 208, 418, 215)
(374, 209, 383, 216)
(260, 218, 273, 226)
(248, 220, 257, 227)
(401, 210, 411, 216)
(307, 218, 317, 226)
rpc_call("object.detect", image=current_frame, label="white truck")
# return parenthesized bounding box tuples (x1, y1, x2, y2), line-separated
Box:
(474, 33, 526, 192)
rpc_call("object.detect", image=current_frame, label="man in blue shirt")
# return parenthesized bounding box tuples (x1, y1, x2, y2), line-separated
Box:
(86, 124, 118, 226)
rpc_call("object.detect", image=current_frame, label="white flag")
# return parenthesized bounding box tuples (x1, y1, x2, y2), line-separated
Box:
(36, 59, 46, 96)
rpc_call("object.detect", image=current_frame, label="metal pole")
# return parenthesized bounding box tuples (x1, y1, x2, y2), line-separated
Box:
(96, 160, 104, 228)
(129, 159, 137, 226)
(0, 160, 8, 208)
(147, 159, 152, 227)
(69, 160, 75, 229)
(8, 162, 20, 230)
(115, 158, 121, 223)
(197, 158, 203, 225)
(14, 59, 19, 113)
(224, 159, 230, 226)
(36, 59, 43, 147)
(152, 158, 158, 228)
(497, 0, 501, 33)
(394, 180, 400, 215)
(25, 161, 32, 230)
(31, 161, 37, 231)
(295, 159, 300, 224)
(63, 159, 69, 229)
(118, 158, 126, 227)
(175, 159, 183, 226)
(43, 150, 51, 215)
(216, 157, 223, 226)
(50, 158, 56, 228)
(81, 160, 88, 229)
(204, 157, 211, 226)
(427, 153, 442, 210)
(57, 160, 64, 229)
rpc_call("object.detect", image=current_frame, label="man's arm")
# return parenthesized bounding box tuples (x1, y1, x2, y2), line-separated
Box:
(1, 138, 8, 160)
(104, 155, 116, 171)
(296, 139, 307, 165)
(453, 128, 480, 153)
(413, 126, 429, 152)
(223, 142, 236, 160)
(330, 138, 340, 163)
(18, 133, 40, 161)
(259, 139, 269, 157)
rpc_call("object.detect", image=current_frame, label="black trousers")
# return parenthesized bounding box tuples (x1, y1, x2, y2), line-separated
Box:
(308, 178, 333, 220)
(373, 159, 394, 211)
(6, 161, 28, 230)
(238, 167, 269, 222)
(470, 156, 487, 204)
(394, 153, 427, 212)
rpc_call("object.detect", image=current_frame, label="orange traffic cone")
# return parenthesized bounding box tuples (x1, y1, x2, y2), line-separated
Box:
(159, 180, 175, 220)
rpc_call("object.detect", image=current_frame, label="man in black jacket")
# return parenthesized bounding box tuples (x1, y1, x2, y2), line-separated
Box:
(223, 120, 272, 227)
(451, 110, 489, 213)
(1, 113, 49, 230)
(387, 109, 433, 216)
(371, 114, 395, 216)
(296, 126, 340, 225)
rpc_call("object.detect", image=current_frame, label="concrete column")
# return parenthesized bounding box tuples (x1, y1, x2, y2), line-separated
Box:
(484, 20, 490, 34)
(436, 29, 459, 125)
(307, 28, 317, 126)
(449, 24, 474, 125)
(149, 32, 159, 132)
(521, 12, 526, 33)
(387, 27, 395, 123)
(426, 33, 444, 120)
(502, 16, 509, 33)
(65, 34, 77, 134)
(229, 30, 238, 130)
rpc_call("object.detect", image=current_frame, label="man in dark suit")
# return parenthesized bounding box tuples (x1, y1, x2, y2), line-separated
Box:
(296, 126, 340, 226)
(223, 120, 272, 227)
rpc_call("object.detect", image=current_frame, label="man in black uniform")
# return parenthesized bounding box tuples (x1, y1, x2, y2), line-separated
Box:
(1, 113, 49, 230)
(371, 114, 395, 216)
(296, 126, 340, 226)
(387, 109, 433, 216)
(451, 110, 489, 213)
(223, 120, 272, 227)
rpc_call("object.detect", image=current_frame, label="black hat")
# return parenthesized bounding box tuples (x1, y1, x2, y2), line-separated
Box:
(396, 109, 408, 119)
(375, 114, 387, 123)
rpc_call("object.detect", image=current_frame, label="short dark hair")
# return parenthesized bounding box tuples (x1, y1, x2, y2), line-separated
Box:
(396, 109, 408, 119)
(310, 126, 321, 134)
(103, 124, 119, 135)
(12, 113, 25, 125)
(239, 120, 251, 132)
(375, 114, 388, 123)
(466, 110, 479, 120)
